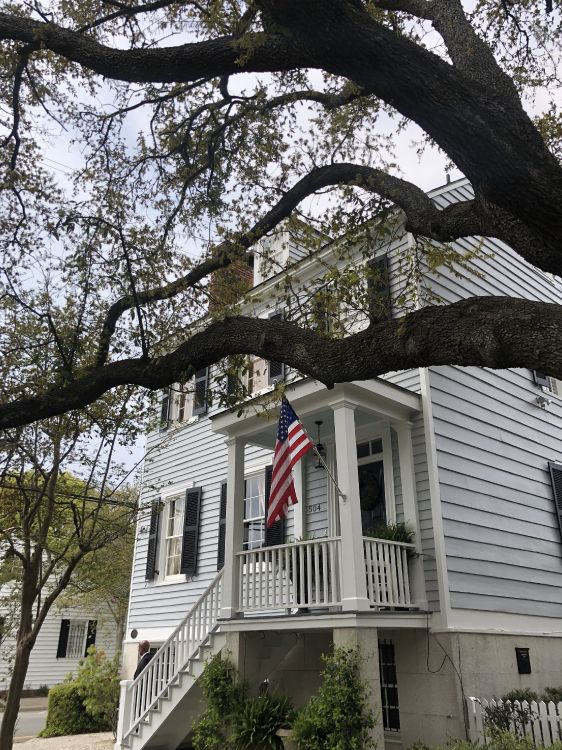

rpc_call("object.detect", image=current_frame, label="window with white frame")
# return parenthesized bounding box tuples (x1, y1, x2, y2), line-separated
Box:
(66, 621, 88, 658)
(243, 473, 266, 550)
(165, 493, 185, 576)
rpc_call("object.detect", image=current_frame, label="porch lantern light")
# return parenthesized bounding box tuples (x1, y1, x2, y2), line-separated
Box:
(315, 420, 326, 469)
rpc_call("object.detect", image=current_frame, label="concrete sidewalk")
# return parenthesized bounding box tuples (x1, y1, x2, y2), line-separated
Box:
(18, 697, 49, 712)
(19, 732, 113, 749)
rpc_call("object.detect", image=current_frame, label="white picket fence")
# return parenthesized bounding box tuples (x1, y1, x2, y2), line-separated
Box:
(467, 698, 562, 747)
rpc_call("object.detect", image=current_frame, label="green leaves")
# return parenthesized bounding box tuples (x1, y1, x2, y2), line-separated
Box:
(291, 647, 377, 750)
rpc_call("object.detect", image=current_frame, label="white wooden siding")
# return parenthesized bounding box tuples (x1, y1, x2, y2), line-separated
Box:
(129, 419, 272, 631)
(0, 606, 118, 690)
(424, 179, 562, 619)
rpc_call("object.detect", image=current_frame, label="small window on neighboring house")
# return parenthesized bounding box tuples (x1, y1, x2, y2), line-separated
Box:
(57, 619, 96, 659)
(548, 462, 562, 545)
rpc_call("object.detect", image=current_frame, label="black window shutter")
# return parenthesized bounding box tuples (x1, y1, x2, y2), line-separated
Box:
(56, 619, 70, 658)
(264, 464, 284, 546)
(193, 368, 209, 416)
(227, 373, 237, 396)
(267, 313, 285, 384)
(160, 388, 171, 430)
(145, 499, 162, 581)
(533, 370, 550, 388)
(181, 487, 203, 575)
(217, 482, 228, 570)
(548, 462, 562, 544)
(84, 620, 97, 656)
(367, 255, 391, 322)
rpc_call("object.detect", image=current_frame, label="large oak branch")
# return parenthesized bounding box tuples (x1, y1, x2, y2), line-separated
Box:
(1, 296, 561, 429)
(93, 163, 562, 368)
(0, 15, 307, 82)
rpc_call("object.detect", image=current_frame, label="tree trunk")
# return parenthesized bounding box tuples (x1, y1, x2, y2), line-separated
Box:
(0, 636, 34, 750)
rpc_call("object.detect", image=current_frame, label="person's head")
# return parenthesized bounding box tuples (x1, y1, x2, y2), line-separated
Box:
(138, 640, 150, 656)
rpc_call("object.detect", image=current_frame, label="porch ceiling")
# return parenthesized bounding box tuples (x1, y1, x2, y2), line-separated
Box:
(210, 378, 421, 449)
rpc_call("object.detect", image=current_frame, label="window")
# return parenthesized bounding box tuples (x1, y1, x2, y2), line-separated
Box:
(193, 368, 209, 416)
(160, 388, 171, 430)
(379, 638, 400, 732)
(310, 287, 341, 335)
(244, 474, 266, 550)
(267, 312, 285, 384)
(145, 488, 202, 581)
(357, 439, 385, 535)
(67, 621, 87, 658)
(56, 619, 97, 658)
(367, 255, 391, 322)
(177, 384, 189, 422)
(165, 493, 185, 576)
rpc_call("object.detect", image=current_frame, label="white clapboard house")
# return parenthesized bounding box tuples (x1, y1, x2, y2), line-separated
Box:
(115, 178, 562, 750)
(0, 595, 120, 691)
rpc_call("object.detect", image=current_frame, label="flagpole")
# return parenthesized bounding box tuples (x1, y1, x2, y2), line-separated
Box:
(309, 442, 347, 502)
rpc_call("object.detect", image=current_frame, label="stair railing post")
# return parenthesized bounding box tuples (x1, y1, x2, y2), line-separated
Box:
(115, 679, 133, 748)
(221, 436, 245, 619)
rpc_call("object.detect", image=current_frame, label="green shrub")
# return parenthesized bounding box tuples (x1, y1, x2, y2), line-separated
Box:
(483, 690, 540, 736)
(231, 692, 294, 750)
(408, 730, 549, 750)
(364, 522, 415, 545)
(291, 646, 376, 750)
(502, 689, 538, 704)
(192, 654, 245, 750)
(74, 647, 120, 732)
(541, 686, 562, 703)
(39, 683, 106, 737)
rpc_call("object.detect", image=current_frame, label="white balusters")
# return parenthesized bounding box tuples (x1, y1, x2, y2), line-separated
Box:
(237, 538, 342, 612)
(122, 570, 223, 743)
(362, 537, 414, 608)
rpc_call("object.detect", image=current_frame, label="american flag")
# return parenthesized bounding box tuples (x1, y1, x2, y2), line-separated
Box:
(267, 397, 314, 528)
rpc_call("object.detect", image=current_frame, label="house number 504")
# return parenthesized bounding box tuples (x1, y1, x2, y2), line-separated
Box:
(307, 503, 321, 513)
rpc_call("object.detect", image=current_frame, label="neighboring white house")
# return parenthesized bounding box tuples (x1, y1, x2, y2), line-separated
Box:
(115, 178, 562, 750)
(0, 596, 121, 691)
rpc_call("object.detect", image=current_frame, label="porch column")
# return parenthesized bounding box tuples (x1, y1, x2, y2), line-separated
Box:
(332, 401, 370, 611)
(394, 420, 427, 608)
(221, 436, 245, 619)
(333, 627, 385, 750)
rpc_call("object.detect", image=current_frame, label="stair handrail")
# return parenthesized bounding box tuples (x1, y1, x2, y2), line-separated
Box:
(121, 569, 223, 743)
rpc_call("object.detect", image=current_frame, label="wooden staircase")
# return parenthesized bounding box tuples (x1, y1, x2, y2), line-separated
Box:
(115, 571, 224, 750)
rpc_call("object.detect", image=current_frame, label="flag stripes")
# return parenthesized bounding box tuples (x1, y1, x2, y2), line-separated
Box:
(267, 397, 314, 528)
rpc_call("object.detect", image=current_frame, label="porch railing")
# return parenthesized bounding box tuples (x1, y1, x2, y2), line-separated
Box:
(363, 537, 414, 608)
(237, 537, 342, 612)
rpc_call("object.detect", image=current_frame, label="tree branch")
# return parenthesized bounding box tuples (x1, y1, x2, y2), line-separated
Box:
(0, 15, 308, 82)
(92, 161, 561, 368)
(2, 296, 562, 429)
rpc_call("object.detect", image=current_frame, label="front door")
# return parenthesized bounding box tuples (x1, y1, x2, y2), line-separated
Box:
(358, 460, 385, 535)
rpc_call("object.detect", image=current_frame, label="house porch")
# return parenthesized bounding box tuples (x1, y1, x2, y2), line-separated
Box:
(210, 378, 427, 622)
